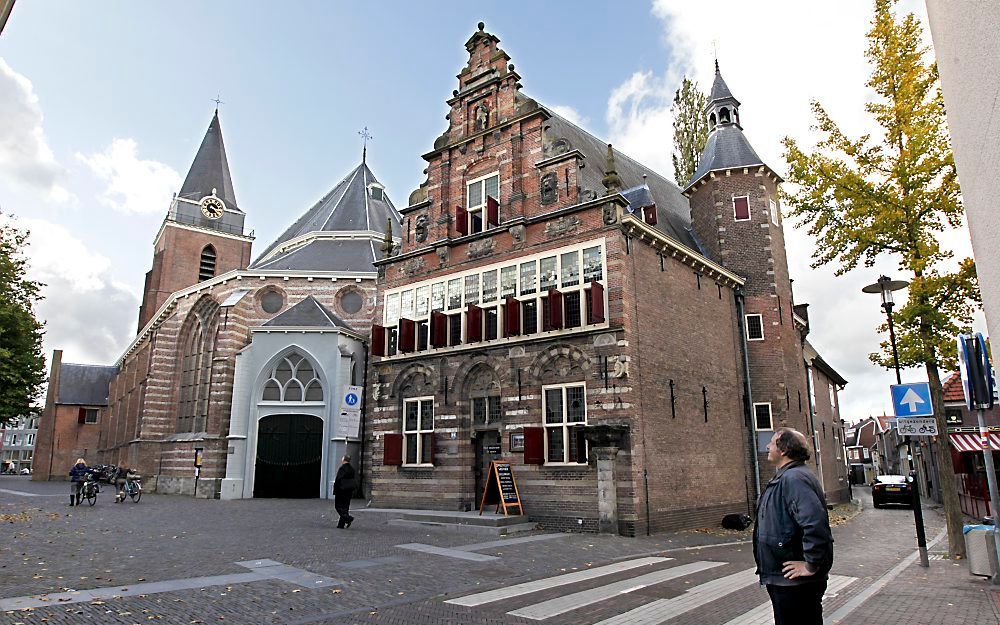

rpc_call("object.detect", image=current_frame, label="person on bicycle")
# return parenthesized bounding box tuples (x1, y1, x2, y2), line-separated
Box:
(68, 458, 92, 506)
(114, 465, 138, 502)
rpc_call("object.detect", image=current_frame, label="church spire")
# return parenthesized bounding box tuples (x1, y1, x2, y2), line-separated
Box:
(178, 110, 240, 211)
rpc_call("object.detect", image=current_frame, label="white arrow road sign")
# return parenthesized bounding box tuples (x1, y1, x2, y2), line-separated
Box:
(900, 388, 925, 413)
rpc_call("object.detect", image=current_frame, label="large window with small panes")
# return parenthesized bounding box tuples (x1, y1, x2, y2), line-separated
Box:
(403, 397, 434, 465)
(753, 402, 773, 431)
(543, 383, 587, 464)
(745, 314, 764, 341)
(374, 240, 607, 357)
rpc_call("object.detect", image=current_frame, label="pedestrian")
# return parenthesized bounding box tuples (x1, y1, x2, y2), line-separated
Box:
(68, 458, 91, 507)
(753, 428, 834, 625)
(333, 455, 356, 529)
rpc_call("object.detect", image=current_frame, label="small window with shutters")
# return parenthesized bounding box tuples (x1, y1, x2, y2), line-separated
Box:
(733, 196, 751, 221)
(398, 318, 415, 353)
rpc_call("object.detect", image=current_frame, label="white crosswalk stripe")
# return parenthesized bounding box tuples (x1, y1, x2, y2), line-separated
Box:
(720, 574, 858, 625)
(445, 557, 671, 607)
(591, 567, 760, 625)
(508, 560, 726, 621)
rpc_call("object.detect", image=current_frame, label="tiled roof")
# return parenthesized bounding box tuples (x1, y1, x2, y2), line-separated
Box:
(942, 372, 965, 402)
(262, 296, 350, 329)
(56, 364, 118, 406)
(177, 111, 239, 212)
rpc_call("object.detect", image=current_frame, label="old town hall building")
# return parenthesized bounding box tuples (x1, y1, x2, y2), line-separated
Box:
(35, 24, 848, 535)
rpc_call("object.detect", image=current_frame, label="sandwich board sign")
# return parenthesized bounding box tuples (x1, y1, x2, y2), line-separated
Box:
(478, 460, 523, 517)
(890, 383, 933, 418)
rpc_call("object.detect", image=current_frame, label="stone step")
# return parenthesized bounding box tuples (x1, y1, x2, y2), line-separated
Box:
(398, 511, 531, 527)
(388, 518, 538, 536)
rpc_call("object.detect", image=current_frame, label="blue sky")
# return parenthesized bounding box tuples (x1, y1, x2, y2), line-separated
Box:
(0, 0, 974, 419)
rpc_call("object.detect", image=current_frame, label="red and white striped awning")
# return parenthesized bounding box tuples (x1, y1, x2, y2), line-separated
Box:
(950, 431, 1000, 452)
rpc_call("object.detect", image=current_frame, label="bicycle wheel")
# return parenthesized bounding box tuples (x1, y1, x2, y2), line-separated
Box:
(130, 486, 141, 503)
(86, 487, 97, 506)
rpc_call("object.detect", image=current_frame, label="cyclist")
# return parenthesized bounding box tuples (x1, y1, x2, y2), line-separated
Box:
(114, 465, 139, 502)
(68, 458, 92, 506)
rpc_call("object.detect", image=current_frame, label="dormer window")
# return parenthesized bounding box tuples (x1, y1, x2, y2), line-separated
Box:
(369, 183, 385, 202)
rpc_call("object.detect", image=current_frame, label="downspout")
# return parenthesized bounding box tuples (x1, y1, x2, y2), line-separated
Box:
(735, 289, 761, 508)
(357, 344, 369, 500)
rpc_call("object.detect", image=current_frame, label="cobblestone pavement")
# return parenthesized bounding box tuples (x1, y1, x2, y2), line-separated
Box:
(2, 476, 998, 625)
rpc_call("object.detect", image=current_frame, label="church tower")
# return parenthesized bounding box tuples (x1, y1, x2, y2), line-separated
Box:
(683, 63, 811, 471)
(137, 111, 254, 331)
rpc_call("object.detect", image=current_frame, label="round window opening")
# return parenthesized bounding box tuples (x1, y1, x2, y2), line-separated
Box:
(340, 291, 363, 315)
(261, 290, 284, 314)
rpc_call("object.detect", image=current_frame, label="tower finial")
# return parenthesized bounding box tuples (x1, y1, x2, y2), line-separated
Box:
(358, 126, 373, 163)
(211, 94, 224, 113)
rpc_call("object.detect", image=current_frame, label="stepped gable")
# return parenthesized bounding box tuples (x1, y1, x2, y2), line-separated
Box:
(538, 103, 701, 251)
(251, 161, 402, 272)
(262, 295, 350, 329)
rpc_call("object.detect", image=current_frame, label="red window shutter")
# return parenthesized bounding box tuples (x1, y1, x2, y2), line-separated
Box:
(486, 195, 500, 227)
(456, 205, 468, 236)
(78, 407, 87, 424)
(548, 289, 564, 330)
(503, 297, 521, 337)
(371, 324, 386, 357)
(587, 282, 605, 324)
(733, 196, 750, 220)
(399, 318, 415, 352)
(466, 304, 482, 343)
(383, 433, 403, 466)
(430, 311, 448, 348)
(523, 427, 545, 465)
(644, 205, 658, 226)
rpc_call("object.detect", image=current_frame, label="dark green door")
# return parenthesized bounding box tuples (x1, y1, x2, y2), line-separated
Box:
(254, 414, 323, 498)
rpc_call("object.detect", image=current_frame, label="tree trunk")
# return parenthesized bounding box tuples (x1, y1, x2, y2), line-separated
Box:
(926, 361, 967, 559)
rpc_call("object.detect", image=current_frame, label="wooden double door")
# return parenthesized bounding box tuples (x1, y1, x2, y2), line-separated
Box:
(254, 414, 323, 498)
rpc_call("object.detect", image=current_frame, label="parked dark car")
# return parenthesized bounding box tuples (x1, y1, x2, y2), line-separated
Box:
(872, 474, 913, 508)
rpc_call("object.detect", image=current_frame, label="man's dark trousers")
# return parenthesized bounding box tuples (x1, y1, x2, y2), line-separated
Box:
(334, 489, 353, 528)
(766, 579, 827, 625)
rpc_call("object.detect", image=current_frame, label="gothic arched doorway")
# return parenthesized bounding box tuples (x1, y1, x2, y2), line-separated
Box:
(253, 414, 323, 498)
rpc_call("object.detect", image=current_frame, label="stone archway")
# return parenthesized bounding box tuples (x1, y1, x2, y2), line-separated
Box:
(253, 413, 323, 498)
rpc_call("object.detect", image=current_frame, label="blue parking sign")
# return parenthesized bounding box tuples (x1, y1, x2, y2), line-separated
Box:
(890, 383, 934, 418)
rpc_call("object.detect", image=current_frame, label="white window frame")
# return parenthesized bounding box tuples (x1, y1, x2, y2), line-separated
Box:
(828, 383, 837, 409)
(84, 408, 99, 424)
(769, 198, 779, 226)
(733, 195, 751, 222)
(466, 171, 500, 235)
(745, 314, 764, 341)
(542, 383, 587, 465)
(753, 402, 773, 431)
(381, 239, 608, 355)
(402, 396, 434, 466)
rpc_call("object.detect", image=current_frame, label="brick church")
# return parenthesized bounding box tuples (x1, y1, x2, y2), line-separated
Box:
(35, 24, 849, 534)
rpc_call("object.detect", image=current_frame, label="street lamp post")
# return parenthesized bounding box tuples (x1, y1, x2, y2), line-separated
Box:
(863, 275, 929, 568)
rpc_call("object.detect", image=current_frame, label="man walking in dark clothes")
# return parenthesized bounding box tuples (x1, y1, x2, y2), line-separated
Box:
(753, 428, 834, 625)
(334, 455, 356, 529)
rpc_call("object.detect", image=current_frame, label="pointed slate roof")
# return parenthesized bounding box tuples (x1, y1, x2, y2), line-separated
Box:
(251, 161, 402, 271)
(262, 296, 349, 329)
(178, 111, 240, 211)
(56, 364, 119, 406)
(709, 62, 738, 103)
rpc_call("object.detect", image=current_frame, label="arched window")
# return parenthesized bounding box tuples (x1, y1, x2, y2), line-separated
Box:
(466, 365, 501, 428)
(199, 245, 217, 282)
(719, 107, 731, 124)
(177, 297, 220, 433)
(709, 112, 717, 129)
(262, 352, 324, 402)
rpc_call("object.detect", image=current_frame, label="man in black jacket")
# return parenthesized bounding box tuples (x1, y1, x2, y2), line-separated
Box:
(753, 428, 834, 625)
(334, 455, 356, 529)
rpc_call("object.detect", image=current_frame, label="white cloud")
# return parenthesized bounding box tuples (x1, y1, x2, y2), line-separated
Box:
(18, 217, 139, 365)
(77, 138, 181, 214)
(0, 58, 71, 203)
(607, 1, 970, 418)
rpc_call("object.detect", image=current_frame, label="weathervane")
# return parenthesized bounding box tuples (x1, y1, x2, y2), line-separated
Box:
(359, 126, 373, 163)
(212, 94, 225, 113)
